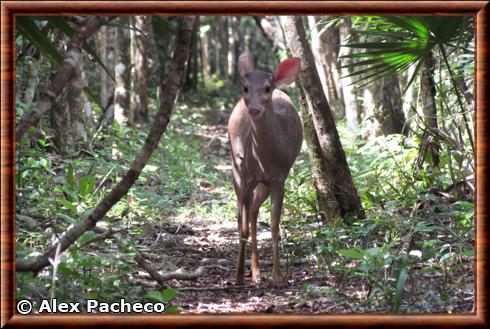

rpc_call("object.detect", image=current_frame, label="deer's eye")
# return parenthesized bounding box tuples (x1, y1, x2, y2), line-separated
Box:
(265, 86, 271, 93)
(243, 86, 249, 93)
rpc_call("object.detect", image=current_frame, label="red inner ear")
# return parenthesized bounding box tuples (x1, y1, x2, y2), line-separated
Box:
(275, 58, 300, 82)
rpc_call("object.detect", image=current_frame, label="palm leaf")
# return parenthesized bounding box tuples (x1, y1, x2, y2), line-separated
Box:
(340, 48, 413, 59)
(342, 41, 425, 50)
(384, 16, 429, 39)
(16, 16, 63, 65)
(350, 29, 415, 39)
(339, 16, 449, 89)
(348, 62, 409, 87)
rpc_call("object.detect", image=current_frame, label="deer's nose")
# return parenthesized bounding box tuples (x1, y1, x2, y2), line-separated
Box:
(249, 107, 261, 116)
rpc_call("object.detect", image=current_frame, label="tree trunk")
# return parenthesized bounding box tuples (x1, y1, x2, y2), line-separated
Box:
(104, 25, 116, 124)
(231, 17, 241, 84)
(67, 67, 88, 148)
(200, 26, 211, 83)
(308, 16, 345, 120)
(339, 18, 359, 131)
(284, 16, 365, 221)
(420, 50, 440, 167)
(402, 64, 417, 123)
(50, 96, 70, 154)
(151, 16, 173, 87)
(297, 87, 340, 219)
(372, 75, 407, 136)
(114, 17, 131, 127)
(211, 19, 220, 76)
(17, 16, 198, 274)
(227, 17, 235, 78)
(184, 23, 199, 92)
(81, 69, 95, 129)
(362, 85, 383, 139)
(131, 16, 149, 126)
(220, 17, 229, 79)
(21, 53, 40, 105)
(97, 25, 109, 110)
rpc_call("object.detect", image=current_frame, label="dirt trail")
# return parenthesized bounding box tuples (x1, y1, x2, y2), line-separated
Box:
(139, 219, 336, 314)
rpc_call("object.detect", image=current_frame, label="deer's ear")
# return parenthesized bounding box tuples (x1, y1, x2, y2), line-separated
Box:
(238, 53, 254, 77)
(274, 58, 300, 86)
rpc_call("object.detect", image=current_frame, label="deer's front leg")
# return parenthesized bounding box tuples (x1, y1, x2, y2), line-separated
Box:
(270, 181, 286, 286)
(235, 181, 257, 285)
(235, 199, 247, 285)
(249, 183, 271, 283)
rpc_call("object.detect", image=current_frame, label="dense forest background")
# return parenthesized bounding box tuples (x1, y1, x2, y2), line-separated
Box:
(15, 15, 474, 313)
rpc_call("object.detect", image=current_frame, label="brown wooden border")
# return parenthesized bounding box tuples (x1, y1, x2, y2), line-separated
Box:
(1, 1, 488, 328)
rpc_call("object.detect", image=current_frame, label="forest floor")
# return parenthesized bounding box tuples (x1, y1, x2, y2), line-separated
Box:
(139, 218, 334, 314)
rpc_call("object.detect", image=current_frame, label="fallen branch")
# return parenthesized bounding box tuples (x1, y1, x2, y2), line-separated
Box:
(135, 255, 229, 287)
(16, 16, 108, 140)
(178, 285, 246, 292)
(16, 16, 198, 273)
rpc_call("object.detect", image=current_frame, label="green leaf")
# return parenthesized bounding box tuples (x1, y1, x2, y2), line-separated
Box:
(39, 158, 50, 170)
(340, 48, 411, 59)
(55, 212, 77, 224)
(67, 163, 75, 192)
(338, 248, 365, 260)
(385, 16, 429, 39)
(77, 231, 97, 245)
(351, 29, 415, 39)
(418, 16, 465, 43)
(16, 16, 63, 65)
(393, 268, 409, 311)
(144, 291, 164, 303)
(164, 305, 181, 314)
(339, 15, 458, 88)
(161, 288, 178, 302)
(342, 41, 425, 50)
(78, 175, 96, 197)
(56, 198, 77, 212)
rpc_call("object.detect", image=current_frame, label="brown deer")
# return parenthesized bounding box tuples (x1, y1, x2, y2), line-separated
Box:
(228, 53, 303, 285)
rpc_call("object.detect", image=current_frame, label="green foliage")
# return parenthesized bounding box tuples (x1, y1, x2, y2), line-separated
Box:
(144, 288, 181, 314)
(341, 16, 473, 90)
(295, 122, 474, 312)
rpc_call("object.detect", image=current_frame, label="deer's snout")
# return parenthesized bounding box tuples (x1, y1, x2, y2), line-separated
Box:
(248, 106, 262, 118)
